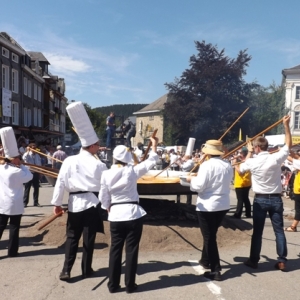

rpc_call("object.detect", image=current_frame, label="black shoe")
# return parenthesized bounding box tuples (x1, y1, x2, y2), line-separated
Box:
(203, 271, 222, 281)
(24, 203, 28, 208)
(244, 258, 258, 269)
(34, 203, 42, 207)
(198, 260, 210, 269)
(243, 214, 252, 218)
(59, 271, 70, 281)
(82, 268, 94, 279)
(8, 252, 19, 257)
(230, 214, 241, 219)
(108, 285, 121, 293)
(126, 283, 138, 294)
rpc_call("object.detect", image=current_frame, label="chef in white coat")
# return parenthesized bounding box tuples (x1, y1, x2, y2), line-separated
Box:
(51, 102, 107, 281)
(0, 127, 33, 257)
(99, 137, 158, 294)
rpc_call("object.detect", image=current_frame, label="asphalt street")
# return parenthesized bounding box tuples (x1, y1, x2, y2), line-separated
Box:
(1, 184, 300, 300)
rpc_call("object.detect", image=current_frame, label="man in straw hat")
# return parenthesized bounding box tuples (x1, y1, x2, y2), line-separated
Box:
(99, 137, 159, 294)
(186, 139, 232, 281)
(51, 101, 107, 281)
(238, 115, 291, 271)
(0, 127, 33, 257)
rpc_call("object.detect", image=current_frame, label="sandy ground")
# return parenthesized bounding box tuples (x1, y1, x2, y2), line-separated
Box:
(23, 197, 253, 254)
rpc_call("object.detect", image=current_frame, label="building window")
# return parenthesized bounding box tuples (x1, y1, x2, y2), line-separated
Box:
(24, 107, 28, 126)
(2, 65, 9, 89)
(28, 80, 31, 97)
(2, 116, 10, 124)
(149, 115, 154, 121)
(38, 86, 41, 102)
(2, 47, 9, 58)
(12, 69, 18, 93)
(12, 53, 19, 63)
(38, 109, 42, 127)
(33, 107, 37, 126)
(34, 83, 37, 100)
(24, 77, 28, 95)
(27, 109, 32, 126)
(12, 102, 19, 125)
(296, 87, 300, 100)
(295, 112, 300, 129)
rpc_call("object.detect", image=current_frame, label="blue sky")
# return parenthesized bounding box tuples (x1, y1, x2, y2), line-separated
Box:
(2, 0, 300, 108)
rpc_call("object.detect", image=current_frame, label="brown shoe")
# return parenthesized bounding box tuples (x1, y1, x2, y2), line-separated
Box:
(274, 262, 286, 271)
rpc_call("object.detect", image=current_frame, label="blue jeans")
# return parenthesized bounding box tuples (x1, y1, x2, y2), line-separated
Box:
(106, 128, 115, 148)
(250, 196, 287, 263)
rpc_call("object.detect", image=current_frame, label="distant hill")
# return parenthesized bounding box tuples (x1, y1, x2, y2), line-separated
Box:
(94, 104, 148, 119)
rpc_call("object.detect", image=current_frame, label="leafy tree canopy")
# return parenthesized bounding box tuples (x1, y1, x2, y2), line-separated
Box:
(163, 41, 258, 147)
(94, 104, 148, 120)
(247, 82, 285, 137)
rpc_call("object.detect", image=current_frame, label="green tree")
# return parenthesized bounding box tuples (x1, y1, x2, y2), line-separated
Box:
(247, 83, 286, 137)
(163, 41, 257, 147)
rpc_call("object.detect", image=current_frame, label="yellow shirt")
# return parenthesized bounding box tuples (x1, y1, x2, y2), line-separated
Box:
(234, 169, 251, 188)
(293, 171, 300, 194)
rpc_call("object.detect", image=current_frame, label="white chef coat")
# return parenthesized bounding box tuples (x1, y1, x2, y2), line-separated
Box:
(181, 159, 194, 172)
(170, 153, 179, 167)
(51, 150, 107, 212)
(100, 152, 158, 221)
(0, 164, 33, 215)
(190, 157, 233, 212)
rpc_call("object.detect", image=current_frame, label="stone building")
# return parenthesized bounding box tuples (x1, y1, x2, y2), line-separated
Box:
(0, 32, 67, 145)
(133, 94, 167, 146)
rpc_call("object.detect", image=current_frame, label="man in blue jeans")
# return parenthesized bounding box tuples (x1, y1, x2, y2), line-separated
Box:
(237, 115, 291, 271)
(106, 112, 115, 150)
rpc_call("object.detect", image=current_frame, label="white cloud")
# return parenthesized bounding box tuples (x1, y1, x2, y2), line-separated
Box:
(43, 53, 91, 74)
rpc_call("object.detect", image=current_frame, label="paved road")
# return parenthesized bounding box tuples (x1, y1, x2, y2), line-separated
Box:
(1, 184, 300, 300)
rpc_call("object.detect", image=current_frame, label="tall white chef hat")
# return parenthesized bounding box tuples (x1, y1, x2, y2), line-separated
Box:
(66, 101, 99, 147)
(0, 126, 19, 158)
(185, 138, 196, 156)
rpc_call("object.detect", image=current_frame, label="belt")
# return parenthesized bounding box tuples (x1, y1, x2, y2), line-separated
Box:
(69, 191, 99, 197)
(110, 201, 139, 207)
(255, 193, 281, 198)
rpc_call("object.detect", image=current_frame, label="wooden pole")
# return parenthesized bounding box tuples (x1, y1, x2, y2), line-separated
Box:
(38, 209, 67, 231)
(223, 117, 284, 159)
(218, 107, 249, 141)
(189, 107, 250, 174)
(29, 147, 63, 163)
(0, 156, 59, 178)
(153, 157, 181, 178)
(141, 129, 158, 162)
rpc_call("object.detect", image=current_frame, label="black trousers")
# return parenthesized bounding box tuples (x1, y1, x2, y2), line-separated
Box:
(0, 214, 22, 256)
(197, 210, 228, 272)
(108, 218, 143, 290)
(293, 194, 300, 221)
(234, 187, 251, 217)
(62, 206, 98, 276)
(23, 172, 40, 206)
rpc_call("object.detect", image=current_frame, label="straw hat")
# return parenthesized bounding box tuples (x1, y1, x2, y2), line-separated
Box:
(0, 127, 19, 158)
(202, 140, 224, 156)
(113, 145, 133, 163)
(66, 101, 99, 147)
